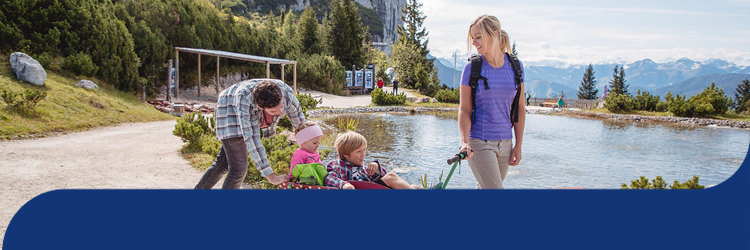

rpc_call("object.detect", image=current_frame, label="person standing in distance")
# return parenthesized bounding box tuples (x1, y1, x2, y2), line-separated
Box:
(457, 15, 526, 189)
(392, 78, 399, 95)
(525, 90, 531, 106)
(195, 79, 304, 189)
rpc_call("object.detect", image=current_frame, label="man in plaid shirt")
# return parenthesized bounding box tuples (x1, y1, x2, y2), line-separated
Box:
(195, 79, 305, 189)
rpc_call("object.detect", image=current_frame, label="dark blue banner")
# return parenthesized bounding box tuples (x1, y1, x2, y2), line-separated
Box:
(4, 144, 750, 250)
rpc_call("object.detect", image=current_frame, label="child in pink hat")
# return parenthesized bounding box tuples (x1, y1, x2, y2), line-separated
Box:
(289, 121, 325, 179)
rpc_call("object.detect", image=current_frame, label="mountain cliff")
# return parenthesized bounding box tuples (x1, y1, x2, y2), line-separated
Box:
(246, 0, 405, 53)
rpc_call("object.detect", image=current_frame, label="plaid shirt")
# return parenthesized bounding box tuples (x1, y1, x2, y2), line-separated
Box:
(324, 158, 387, 189)
(214, 79, 305, 177)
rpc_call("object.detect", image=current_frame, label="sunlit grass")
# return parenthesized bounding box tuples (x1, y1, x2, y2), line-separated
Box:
(0, 55, 174, 139)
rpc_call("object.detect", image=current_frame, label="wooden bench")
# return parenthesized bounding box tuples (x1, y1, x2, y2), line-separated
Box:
(541, 100, 559, 108)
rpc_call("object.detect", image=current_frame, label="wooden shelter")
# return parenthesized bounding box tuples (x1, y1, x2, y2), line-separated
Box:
(172, 47, 297, 98)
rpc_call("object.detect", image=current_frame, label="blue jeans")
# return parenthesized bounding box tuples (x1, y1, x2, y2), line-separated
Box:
(194, 137, 248, 189)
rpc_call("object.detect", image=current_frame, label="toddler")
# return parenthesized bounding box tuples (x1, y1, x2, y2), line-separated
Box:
(289, 121, 324, 179)
(325, 131, 420, 189)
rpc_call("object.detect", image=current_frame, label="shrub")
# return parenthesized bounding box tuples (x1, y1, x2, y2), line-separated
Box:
(1, 88, 47, 113)
(296, 53, 346, 94)
(296, 93, 322, 110)
(666, 84, 730, 117)
(36, 52, 54, 70)
(434, 88, 460, 103)
(173, 113, 214, 152)
(634, 90, 660, 111)
(604, 93, 635, 113)
(655, 100, 669, 112)
(62, 52, 99, 77)
(621, 175, 704, 189)
(667, 93, 694, 117)
(371, 88, 406, 105)
(688, 82, 730, 116)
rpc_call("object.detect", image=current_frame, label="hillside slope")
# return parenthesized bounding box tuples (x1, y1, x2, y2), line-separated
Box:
(0, 53, 173, 139)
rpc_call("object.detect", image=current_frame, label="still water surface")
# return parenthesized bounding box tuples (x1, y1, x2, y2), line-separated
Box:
(318, 113, 749, 189)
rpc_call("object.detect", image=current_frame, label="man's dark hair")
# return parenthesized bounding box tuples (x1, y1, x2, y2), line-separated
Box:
(253, 80, 283, 108)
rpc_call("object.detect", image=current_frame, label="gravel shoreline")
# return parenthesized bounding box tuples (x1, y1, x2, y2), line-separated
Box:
(560, 110, 750, 130)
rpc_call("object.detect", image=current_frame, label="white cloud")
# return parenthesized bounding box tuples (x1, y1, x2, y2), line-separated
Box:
(421, 0, 750, 67)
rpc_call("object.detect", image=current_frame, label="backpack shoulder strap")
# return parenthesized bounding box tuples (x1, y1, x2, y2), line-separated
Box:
(468, 54, 488, 90)
(468, 54, 487, 125)
(506, 52, 523, 123)
(506, 53, 523, 88)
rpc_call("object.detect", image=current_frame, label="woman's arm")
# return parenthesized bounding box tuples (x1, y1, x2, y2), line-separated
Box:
(458, 84, 474, 158)
(510, 83, 526, 166)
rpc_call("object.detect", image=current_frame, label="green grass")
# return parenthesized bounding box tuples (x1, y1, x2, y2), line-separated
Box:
(0, 54, 174, 140)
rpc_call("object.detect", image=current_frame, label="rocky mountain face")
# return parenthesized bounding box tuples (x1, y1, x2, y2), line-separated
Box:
(356, 0, 405, 46)
(272, 0, 405, 54)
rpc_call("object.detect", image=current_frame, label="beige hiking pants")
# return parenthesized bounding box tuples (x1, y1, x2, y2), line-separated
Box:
(467, 138, 513, 189)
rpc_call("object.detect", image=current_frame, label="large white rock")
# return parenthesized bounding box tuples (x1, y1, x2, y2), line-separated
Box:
(10, 52, 47, 86)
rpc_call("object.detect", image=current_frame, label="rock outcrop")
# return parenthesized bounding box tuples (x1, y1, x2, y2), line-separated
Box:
(76, 80, 99, 90)
(361, 0, 406, 47)
(9, 52, 47, 86)
(273, 0, 405, 55)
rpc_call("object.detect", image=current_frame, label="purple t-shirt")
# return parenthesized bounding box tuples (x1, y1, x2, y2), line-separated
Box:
(460, 53, 524, 141)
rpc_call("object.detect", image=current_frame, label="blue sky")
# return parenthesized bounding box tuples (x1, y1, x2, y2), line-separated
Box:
(421, 0, 750, 67)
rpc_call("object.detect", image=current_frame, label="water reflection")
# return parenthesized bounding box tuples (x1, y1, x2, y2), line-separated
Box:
(316, 112, 749, 189)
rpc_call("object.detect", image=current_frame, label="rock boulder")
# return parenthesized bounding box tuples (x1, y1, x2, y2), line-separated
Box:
(76, 80, 99, 90)
(10, 52, 47, 86)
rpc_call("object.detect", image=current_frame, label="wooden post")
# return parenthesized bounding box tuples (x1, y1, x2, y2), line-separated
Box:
(167, 59, 173, 100)
(175, 49, 180, 98)
(216, 56, 220, 95)
(281, 64, 285, 82)
(266, 62, 270, 79)
(197, 53, 201, 97)
(293, 63, 297, 94)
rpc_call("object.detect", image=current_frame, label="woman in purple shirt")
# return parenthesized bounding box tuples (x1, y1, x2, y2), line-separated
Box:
(458, 15, 526, 189)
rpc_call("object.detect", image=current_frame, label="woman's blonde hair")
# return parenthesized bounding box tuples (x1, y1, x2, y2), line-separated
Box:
(294, 121, 318, 134)
(333, 131, 367, 158)
(467, 15, 511, 55)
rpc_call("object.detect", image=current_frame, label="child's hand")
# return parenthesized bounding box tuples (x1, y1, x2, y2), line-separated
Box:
(367, 161, 380, 176)
(342, 183, 355, 189)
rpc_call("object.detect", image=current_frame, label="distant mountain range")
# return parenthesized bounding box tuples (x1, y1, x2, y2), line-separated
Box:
(433, 56, 750, 99)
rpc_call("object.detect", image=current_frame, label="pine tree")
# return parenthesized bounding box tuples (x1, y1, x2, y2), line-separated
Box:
(734, 78, 750, 113)
(619, 65, 628, 95)
(298, 6, 321, 54)
(577, 64, 598, 99)
(327, 0, 364, 68)
(391, 0, 434, 92)
(609, 65, 629, 96)
(512, 41, 518, 57)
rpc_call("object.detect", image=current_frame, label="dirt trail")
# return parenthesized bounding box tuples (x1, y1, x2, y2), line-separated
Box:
(0, 120, 209, 249)
(0, 86, 419, 249)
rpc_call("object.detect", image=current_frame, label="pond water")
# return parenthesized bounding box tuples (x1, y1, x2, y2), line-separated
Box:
(317, 113, 750, 189)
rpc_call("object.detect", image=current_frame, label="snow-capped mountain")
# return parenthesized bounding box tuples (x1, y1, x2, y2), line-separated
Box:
(433, 56, 750, 98)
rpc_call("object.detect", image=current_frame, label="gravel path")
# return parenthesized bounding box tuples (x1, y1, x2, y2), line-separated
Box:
(0, 120, 209, 249)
